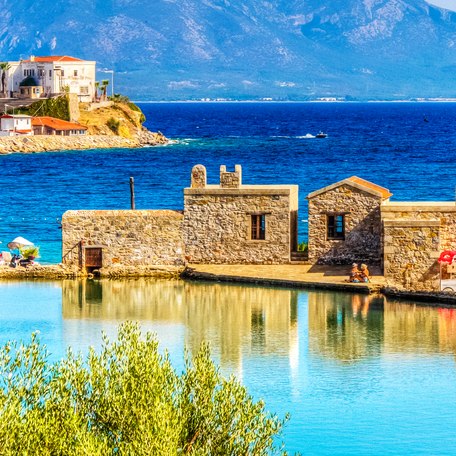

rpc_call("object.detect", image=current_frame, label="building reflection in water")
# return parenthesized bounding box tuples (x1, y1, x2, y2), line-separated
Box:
(308, 291, 384, 363)
(62, 279, 456, 369)
(308, 291, 456, 363)
(62, 279, 299, 374)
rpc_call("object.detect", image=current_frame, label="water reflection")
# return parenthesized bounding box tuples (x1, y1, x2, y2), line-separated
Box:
(60, 280, 456, 367)
(383, 299, 456, 354)
(62, 279, 299, 369)
(308, 292, 384, 363)
(307, 291, 456, 362)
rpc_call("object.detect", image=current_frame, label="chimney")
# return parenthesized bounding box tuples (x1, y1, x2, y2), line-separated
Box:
(30, 55, 35, 62)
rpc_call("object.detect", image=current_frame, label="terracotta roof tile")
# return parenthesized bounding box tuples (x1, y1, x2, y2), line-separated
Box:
(22, 56, 84, 63)
(32, 116, 87, 131)
(347, 176, 392, 199)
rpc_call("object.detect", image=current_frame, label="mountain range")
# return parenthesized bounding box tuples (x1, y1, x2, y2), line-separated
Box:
(2, 0, 456, 100)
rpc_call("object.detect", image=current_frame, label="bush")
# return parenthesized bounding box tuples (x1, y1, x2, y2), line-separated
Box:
(0, 322, 287, 455)
(25, 95, 71, 121)
(19, 245, 40, 259)
(106, 117, 120, 134)
(297, 241, 308, 254)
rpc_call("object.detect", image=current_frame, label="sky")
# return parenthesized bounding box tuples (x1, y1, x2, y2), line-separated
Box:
(425, 0, 456, 12)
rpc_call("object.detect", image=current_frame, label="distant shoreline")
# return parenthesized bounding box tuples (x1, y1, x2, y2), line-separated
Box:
(135, 99, 456, 104)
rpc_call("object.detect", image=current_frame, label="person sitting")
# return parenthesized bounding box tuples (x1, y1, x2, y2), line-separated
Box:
(348, 263, 361, 282)
(359, 264, 370, 282)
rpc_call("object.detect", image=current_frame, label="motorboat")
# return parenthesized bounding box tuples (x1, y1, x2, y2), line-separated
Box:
(316, 131, 327, 138)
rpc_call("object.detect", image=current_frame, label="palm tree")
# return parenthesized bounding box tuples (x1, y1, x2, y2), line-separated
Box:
(101, 79, 109, 101)
(94, 81, 100, 101)
(0, 62, 11, 98)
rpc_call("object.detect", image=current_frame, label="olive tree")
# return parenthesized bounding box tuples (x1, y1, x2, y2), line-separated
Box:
(0, 322, 287, 455)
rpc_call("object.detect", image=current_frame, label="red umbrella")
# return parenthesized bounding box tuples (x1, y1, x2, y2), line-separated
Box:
(438, 251, 456, 264)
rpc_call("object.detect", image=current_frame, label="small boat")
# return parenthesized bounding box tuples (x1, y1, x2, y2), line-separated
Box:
(316, 131, 327, 138)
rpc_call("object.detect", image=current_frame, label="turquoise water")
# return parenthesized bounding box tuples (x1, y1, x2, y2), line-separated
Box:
(2, 279, 456, 454)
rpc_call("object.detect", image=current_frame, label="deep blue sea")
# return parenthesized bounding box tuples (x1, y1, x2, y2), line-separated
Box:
(1, 102, 455, 263)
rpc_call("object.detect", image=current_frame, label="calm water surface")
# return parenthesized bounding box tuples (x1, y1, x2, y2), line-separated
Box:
(1, 102, 456, 263)
(2, 279, 456, 455)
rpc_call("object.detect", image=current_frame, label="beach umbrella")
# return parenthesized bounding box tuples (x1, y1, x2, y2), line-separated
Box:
(7, 236, 34, 250)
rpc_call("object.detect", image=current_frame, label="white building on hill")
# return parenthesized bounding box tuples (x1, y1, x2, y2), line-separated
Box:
(6, 56, 96, 102)
(0, 114, 32, 136)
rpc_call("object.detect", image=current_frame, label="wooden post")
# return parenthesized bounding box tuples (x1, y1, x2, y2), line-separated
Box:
(130, 177, 135, 210)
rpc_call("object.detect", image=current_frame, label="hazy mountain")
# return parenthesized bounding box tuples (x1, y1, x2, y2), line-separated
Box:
(1, 0, 456, 100)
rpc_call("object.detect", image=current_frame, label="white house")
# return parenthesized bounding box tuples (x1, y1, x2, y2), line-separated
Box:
(0, 114, 33, 136)
(7, 56, 96, 102)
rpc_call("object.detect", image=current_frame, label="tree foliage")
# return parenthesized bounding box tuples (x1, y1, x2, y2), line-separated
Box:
(0, 322, 287, 455)
(23, 95, 71, 121)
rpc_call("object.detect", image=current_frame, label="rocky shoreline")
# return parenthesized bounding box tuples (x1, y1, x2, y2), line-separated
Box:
(0, 130, 168, 154)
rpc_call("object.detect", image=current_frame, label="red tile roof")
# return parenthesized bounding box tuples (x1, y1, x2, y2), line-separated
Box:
(347, 176, 392, 199)
(32, 116, 87, 131)
(22, 56, 84, 63)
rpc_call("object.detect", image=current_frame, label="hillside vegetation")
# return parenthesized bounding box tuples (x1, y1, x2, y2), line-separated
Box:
(79, 101, 146, 138)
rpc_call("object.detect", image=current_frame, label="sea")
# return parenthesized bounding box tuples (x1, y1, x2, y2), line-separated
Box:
(2, 102, 456, 455)
(0, 101, 455, 263)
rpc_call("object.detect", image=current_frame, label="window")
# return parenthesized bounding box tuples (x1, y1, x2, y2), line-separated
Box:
(327, 214, 345, 240)
(49, 70, 52, 77)
(74, 70, 78, 77)
(251, 214, 266, 240)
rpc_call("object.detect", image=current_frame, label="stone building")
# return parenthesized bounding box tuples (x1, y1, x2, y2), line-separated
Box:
(307, 176, 392, 265)
(61, 164, 299, 272)
(62, 210, 184, 272)
(183, 165, 299, 264)
(381, 202, 456, 291)
(307, 175, 456, 292)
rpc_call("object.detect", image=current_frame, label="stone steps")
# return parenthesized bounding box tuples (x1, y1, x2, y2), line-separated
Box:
(290, 251, 309, 264)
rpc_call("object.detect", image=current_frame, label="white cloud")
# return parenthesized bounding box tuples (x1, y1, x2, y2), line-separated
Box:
(50, 37, 57, 50)
(425, 0, 456, 12)
(242, 80, 255, 86)
(275, 81, 296, 87)
(208, 82, 226, 89)
(167, 80, 198, 90)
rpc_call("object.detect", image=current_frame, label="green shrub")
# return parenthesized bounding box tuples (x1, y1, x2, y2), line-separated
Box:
(297, 241, 308, 254)
(25, 95, 71, 121)
(19, 245, 40, 259)
(0, 322, 287, 455)
(106, 117, 120, 134)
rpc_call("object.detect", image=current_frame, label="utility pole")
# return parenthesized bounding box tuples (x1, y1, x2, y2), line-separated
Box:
(130, 177, 135, 210)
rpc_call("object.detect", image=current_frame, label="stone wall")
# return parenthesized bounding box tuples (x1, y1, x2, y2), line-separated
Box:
(308, 184, 383, 264)
(183, 165, 298, 264)
(382, 203, 456, 291)
(62, 210, 184, 270)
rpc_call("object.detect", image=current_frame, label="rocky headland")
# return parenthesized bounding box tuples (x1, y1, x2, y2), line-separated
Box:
(0, 130, 168, 154)
(0, 98, 168, 154)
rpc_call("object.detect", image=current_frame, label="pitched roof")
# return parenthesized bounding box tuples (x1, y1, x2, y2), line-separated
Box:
(23, 56, 84, 63)
(32, 116, 87, 131)
(0, 114, 32, 119)
(346, 176, 392, 199)
(307, 176, 392, 200)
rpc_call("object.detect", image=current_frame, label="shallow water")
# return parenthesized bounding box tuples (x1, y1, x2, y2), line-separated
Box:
(2, 278, 456, 454)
